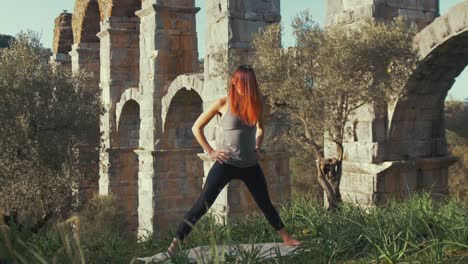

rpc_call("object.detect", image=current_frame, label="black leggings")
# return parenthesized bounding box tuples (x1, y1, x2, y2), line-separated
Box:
(175, 161, 285, 241)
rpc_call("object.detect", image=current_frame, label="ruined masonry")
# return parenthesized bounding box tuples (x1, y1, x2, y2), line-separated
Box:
(325, 0, 468, 205)
(52, 0, 287, 238)
(50, 0, 468, 237)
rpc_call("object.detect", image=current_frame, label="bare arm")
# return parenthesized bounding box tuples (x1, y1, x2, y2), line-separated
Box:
(192, 97, 229, 163)
(255, 106, 265, 151)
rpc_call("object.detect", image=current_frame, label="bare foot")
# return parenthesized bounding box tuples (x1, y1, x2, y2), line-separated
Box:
(284, 238, 301, 247)
(167, 237, 179, 256)
(278, 228, 301, 247)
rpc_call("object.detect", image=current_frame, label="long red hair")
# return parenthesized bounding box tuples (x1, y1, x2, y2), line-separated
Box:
(228, 65, 262, 126)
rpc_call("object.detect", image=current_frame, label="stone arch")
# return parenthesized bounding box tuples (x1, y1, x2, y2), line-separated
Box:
(161, 88, 203, 149)
(161, 74, 205, 132)
(387, 1, 468, 161)
(153, 74, 205, 230)
(109, 98, 141, 233)
(72, 0, 103, 44)
(116, 88, 142, 131)
(117, 99, 141, 148)
(99, 0, 142, 19)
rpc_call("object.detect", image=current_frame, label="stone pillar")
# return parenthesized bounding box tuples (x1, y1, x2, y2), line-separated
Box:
(97, 16, 141, 234)
(69, 43, 100, 85)
(69, 42, 101, 205)
(136, 0, 200, 237)
(326, 0, 439, 29)
(51, 11, 73, 67)
(203, 0, 286, 224)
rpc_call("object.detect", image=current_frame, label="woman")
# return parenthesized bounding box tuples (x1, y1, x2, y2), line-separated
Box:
(167, 65, 301, 255)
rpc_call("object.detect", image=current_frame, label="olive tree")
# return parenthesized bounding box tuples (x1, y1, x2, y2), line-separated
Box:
(252, 14, 418, 209)
(0, 32, 103, 226)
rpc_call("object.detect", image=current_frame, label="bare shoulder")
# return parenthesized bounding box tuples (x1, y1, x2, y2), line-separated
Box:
(217, 95, 228, 106)
(217, 96, 229, 116)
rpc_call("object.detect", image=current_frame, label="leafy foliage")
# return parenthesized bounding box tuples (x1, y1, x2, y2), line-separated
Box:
(253, 14, 418, 154)
(1, 193, 466, 263)
(0, 34, 14, 48)
(252, 13, 419, 208)
(0, 32, 103, 224)
(445, 100, 468, 200)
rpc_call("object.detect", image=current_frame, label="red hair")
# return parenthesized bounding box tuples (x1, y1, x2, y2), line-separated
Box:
(228, 65, 262, 126)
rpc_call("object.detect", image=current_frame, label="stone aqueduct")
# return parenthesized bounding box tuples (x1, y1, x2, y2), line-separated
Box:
(50, 0, 468, 236)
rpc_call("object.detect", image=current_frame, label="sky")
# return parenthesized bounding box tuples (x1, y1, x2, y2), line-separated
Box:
(0, 0, 465, 100)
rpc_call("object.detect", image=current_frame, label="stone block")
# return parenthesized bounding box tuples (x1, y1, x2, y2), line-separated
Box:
(432, 137, 448, 156)
(343, 0, 373, 11)
(230, 0, 280, 14)
(399, 168, 418, 193)
(230, 19, 267, 43)
(419, 0, 440, 13)
(343, 142, 383, 163)
(430, 16, 452, 43)
(355, 121, 372, 142)
(372, 119, 387, 142)
(341, 190, 373, 206)
(411, 120, 432, 140)
(447, 3, 468, 33)
(374, 3, 399, 20)
(385, 0, 417, 10)
(341, 172, 377, 194)
(407, 140, 432, 158)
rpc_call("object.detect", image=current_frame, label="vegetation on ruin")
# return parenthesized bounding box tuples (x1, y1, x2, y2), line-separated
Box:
(289, 99, 468, 203)
(1, 193, 466, 263)
(0, 32, 103, 227)
(251, 14, 419, 210)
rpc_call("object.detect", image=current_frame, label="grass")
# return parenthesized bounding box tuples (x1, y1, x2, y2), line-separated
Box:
(0, 192, 467, 263)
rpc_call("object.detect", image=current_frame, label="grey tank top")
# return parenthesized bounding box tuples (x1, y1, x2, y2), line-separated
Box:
(220, 99, 258, 168)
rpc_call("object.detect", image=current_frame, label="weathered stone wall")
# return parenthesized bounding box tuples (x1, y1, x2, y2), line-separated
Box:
(326, 0, 439, 29)
(96, 1, 143, 238)
(72, 0, 101, 44)
(51, 11, 73, 66)
(70, 0, 101, 86)
(98, 13, 141, 198)
(387, 1, 468, 201)
(325, 0, 468, 206)
(154, 87, 204, 236)
(69, 43, 100, 85)
(108, 149, 139, 233)
(153, 150, 204, 233)
(137, 0, 201, 237)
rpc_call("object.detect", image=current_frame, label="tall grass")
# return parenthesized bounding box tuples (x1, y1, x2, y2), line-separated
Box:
(1, 193, 466, 263)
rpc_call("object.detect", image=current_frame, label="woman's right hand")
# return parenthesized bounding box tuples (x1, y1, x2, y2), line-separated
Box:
(208, 149, 230, 164)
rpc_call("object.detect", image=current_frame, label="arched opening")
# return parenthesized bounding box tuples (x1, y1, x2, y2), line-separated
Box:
(445, 68, 468, 200)
(118, 100, 140, 147)
(387, 5, 468, 198)
(81, 1, 101, 43)
(162, 89, 203, 149)
(109, 99, 141, 233)
(388, 32, 468, 160)
(111, 0, 142, 17)
(155, 88, 204, 231)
